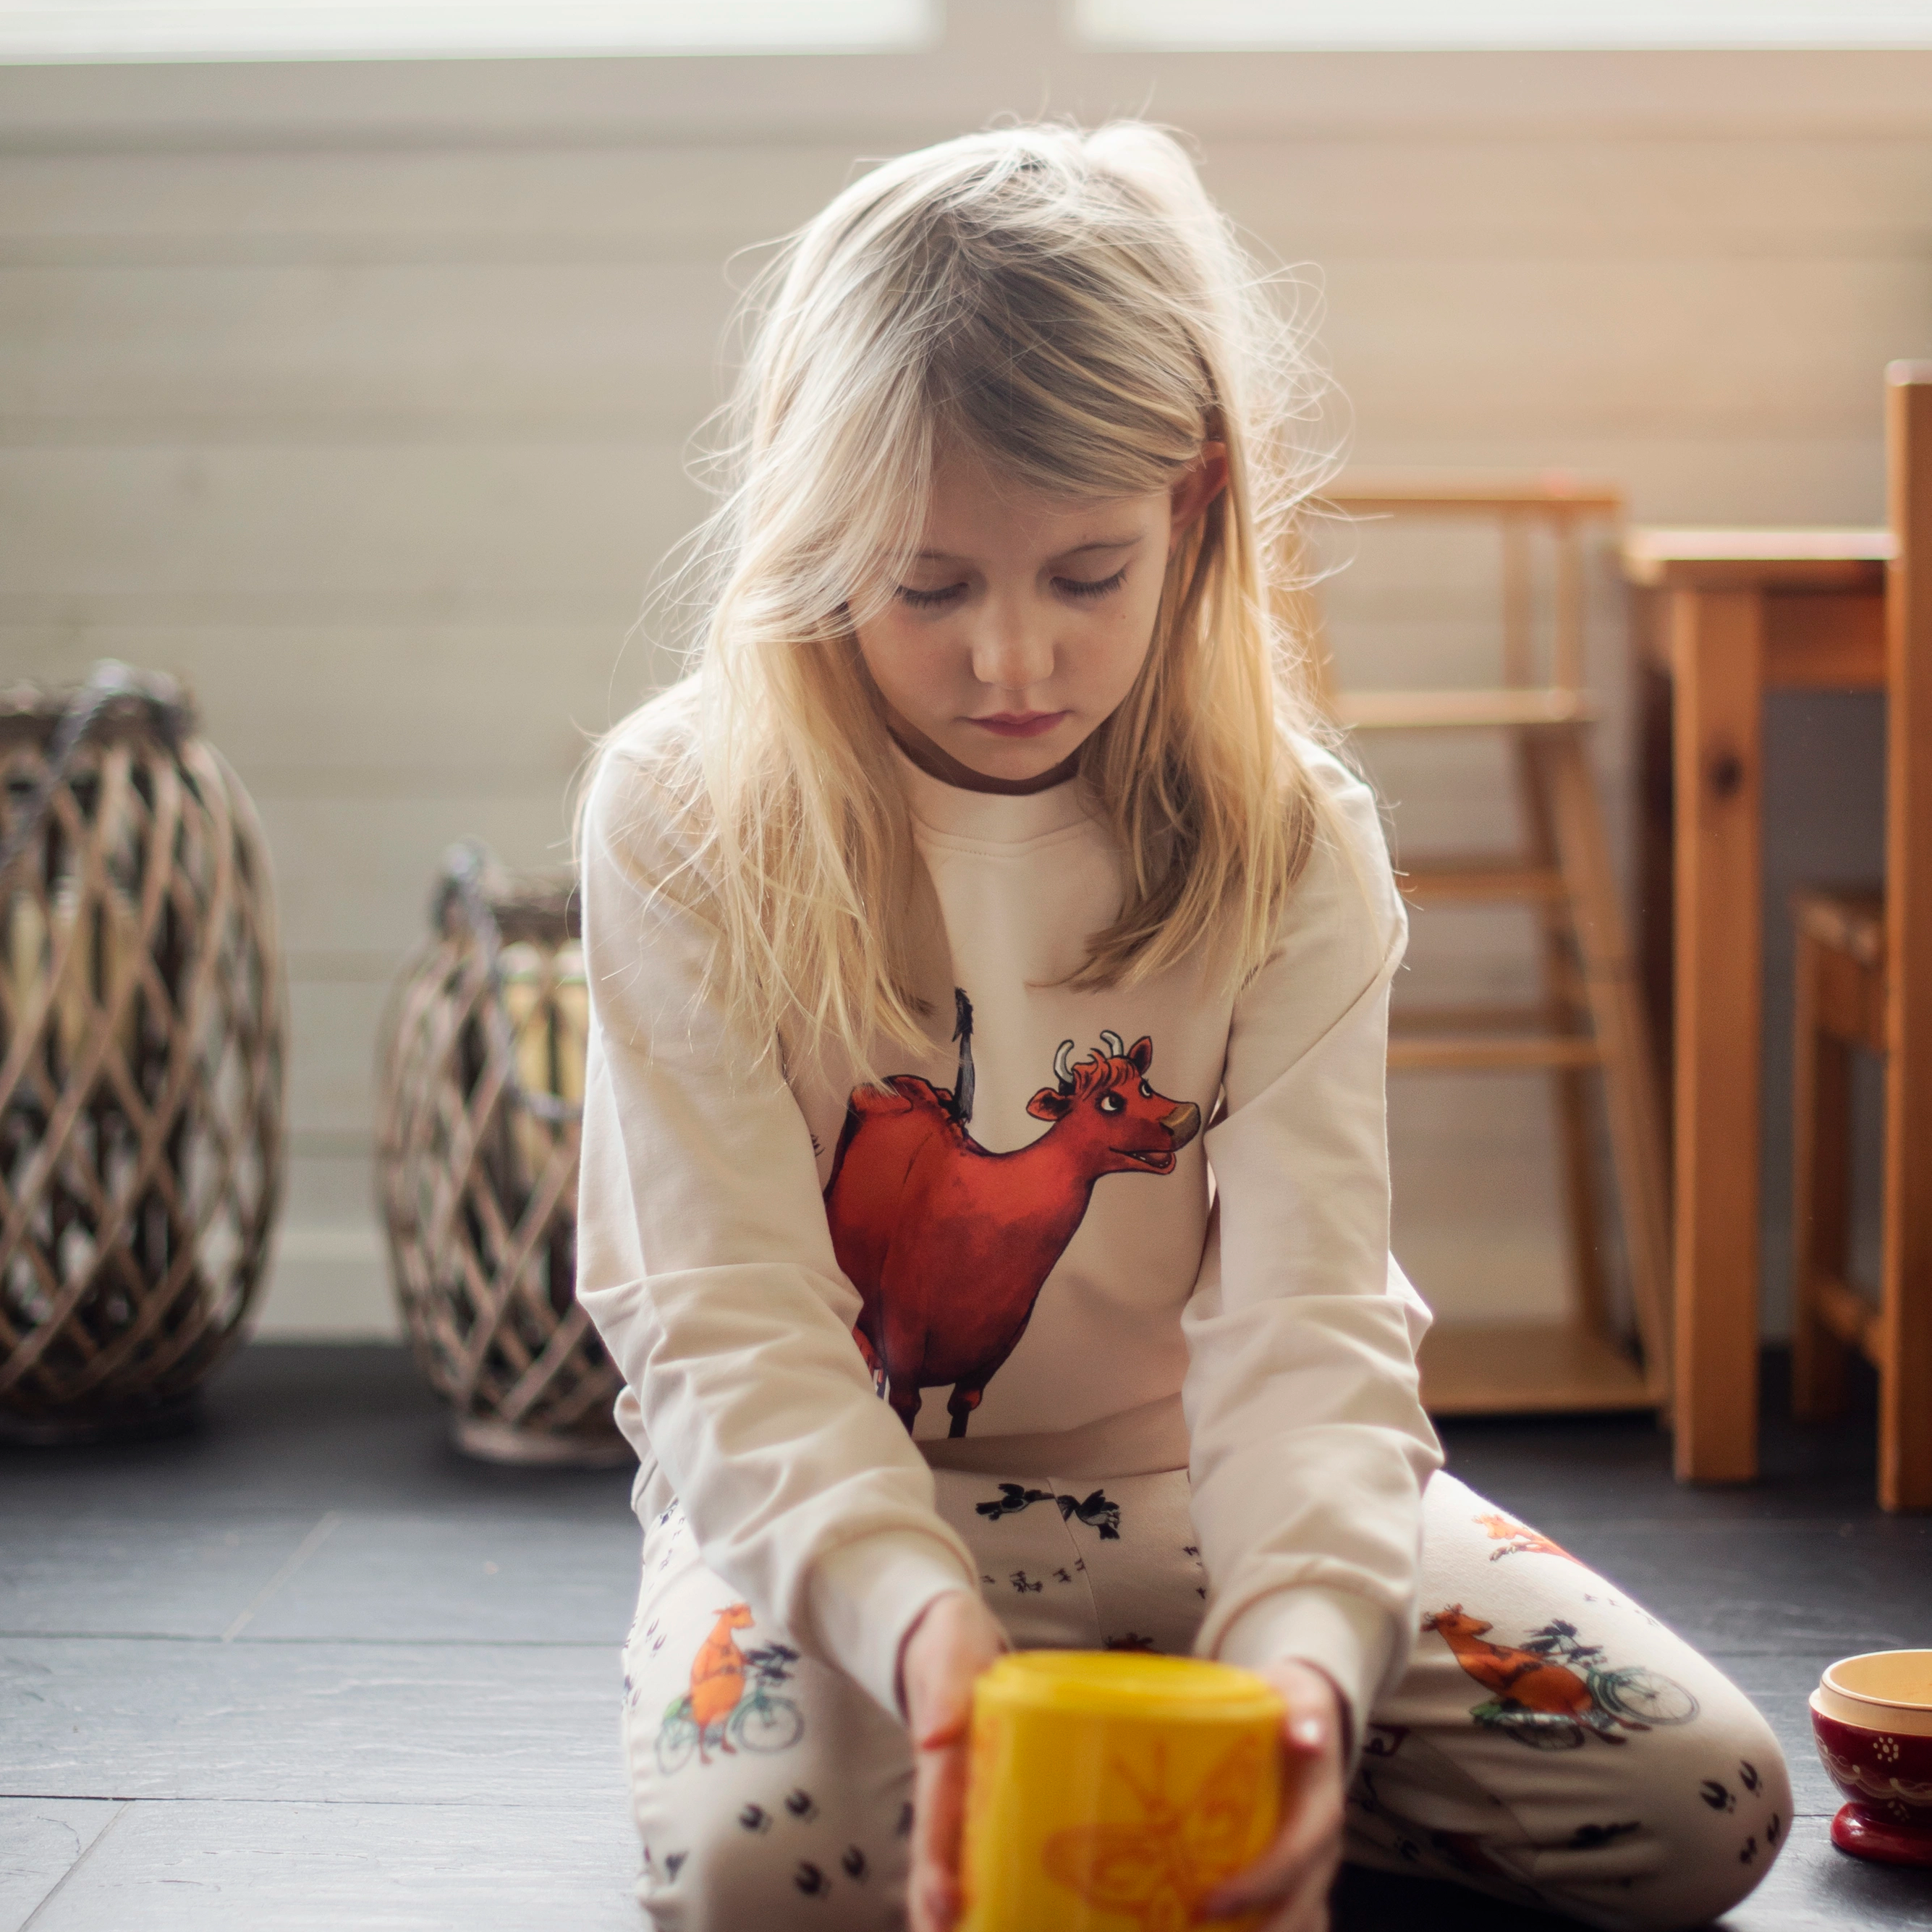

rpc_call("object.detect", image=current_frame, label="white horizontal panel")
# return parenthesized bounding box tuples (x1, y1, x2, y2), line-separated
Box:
(281, 1145, 375, 1212)
(1337, 433, 1886, 525)
(1082, 0, 1932, 50)
(0, 143, 856, 263)
(1205, 137, 1932, 255)
(266, 1148, 394, 1336)
(0, 143, 862, 260)
(7, 135, 1932, 260)
(286, 975, 392, 1138)
(0, 258, 732, 428)
(4, 626, 672, 786)
(258, 787, 577, 959)
(0, 441, 704, 600)
(5, 35, 1932, 148)
(1318, 256, 1932, 439)
(0, 432, 1889, 630)
(3, 253, 1922, 441)
(1389, 1071, 1573, 1325)
(0, 0, 934, 62)
(255, 1240, 397, 1339)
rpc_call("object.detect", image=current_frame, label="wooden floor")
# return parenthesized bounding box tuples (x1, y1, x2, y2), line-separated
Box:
(2, 1347, 1929, 1931)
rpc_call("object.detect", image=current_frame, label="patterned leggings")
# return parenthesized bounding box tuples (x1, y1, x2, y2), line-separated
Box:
(619, 1470, 1789, 1931)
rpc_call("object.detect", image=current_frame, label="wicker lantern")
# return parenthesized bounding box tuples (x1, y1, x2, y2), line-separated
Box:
(377, 843, 627, 1467)
(0, 663, 285, 1441)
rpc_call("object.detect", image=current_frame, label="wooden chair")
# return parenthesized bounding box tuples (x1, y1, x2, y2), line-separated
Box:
(1315, 478, 1672, 1416)
(1790, 363, 1932, 1512)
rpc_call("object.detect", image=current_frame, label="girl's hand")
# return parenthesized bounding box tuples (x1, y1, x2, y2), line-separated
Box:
(899, 1590, 1008, 1932)
(1200, 1661, 1347, 1932)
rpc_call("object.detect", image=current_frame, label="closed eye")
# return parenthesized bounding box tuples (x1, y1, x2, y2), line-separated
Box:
(894, 582, 968, 610)
(1054, 566, 1128, 601)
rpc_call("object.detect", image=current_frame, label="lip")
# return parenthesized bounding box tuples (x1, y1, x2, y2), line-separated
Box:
(967, 711, 1069, 739)
(1124, 1149, 1177, 1174)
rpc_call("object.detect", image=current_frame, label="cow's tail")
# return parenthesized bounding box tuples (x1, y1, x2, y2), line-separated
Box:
(949, 987, 975, 1125)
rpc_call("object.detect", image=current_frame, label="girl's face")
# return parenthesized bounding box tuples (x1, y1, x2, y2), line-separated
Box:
(854, 444, 1226, 794)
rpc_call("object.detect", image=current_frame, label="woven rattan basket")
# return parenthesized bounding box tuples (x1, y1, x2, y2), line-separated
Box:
(377, 843, 627, 1467)
(0, 663, 286, 1441)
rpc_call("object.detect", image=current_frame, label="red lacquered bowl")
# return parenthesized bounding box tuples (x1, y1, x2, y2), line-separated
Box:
(1810, 1650, 1932, 1867)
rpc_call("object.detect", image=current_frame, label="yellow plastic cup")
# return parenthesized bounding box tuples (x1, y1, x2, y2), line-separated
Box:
(959, 1651, 1287, 1931)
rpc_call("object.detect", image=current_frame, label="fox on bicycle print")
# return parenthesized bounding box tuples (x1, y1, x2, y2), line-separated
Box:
(1421, 1604, 1699, 1750)
(653, 1602, 807, 1774)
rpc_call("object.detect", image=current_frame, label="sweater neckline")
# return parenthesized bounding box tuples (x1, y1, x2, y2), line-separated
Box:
(890, 740, 1098, 845)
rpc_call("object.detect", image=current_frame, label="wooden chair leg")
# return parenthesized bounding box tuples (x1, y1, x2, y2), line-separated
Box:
(1517, 735, 1610, 1334)
(1541, 726, 1674, 1399)
(1790, 927, 1851, 1421)
(1881, 1056, 1932, 1509)
(1880, 363, 1932, 1511)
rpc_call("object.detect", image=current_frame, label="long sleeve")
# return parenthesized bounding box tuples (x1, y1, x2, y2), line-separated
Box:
(1183, 753, 1442, 1737)
(574, 745, 977, 1716)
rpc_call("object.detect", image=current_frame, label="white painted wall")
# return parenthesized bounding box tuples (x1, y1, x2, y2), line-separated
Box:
(4, 5, 1923, 1339)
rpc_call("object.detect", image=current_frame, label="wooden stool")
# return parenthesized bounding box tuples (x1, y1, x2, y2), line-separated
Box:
(1320, 478, 1672, 1415)
(1789, 364, 1932, 1512)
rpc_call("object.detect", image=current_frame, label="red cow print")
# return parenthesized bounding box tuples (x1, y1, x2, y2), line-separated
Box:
(823, 991, 1200, 1436)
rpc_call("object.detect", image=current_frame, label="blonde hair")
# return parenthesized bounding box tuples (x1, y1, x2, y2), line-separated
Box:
(601, 121, 1339, 1069)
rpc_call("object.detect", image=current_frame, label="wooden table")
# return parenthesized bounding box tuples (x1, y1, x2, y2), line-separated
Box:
(1624, 528, 1893, 1482)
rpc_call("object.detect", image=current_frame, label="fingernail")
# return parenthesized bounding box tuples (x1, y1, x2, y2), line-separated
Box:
(1290, 1713, 1325, 1750)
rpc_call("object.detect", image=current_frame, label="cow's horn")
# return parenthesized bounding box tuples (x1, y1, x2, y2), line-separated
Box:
(1099, 1030, 1124, 1059)
(1052, 1038, 1077, 1093)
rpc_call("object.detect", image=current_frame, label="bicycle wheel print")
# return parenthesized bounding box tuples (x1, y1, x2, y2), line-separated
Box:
(1596, 1666, 1699, 1726)
(655, 1698, 700, 1774)
(732, 1690, 805, 1755)
(1473, 1700, 1588, 1750)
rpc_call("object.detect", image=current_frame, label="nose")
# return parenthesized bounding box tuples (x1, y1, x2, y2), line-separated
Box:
(969, 598, 1055, 695)
(1162, 1101, 1201, 1148)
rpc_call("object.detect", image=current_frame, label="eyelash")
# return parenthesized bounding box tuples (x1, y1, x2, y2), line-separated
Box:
(1059, 566, 1128, 600)
(893, 566, 1127, 610)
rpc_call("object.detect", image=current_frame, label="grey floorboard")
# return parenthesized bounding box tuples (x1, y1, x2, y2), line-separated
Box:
(1517, 1521, 1932, 1657)
(240, 1512, 640, 1646)
(20, 1799, 639, 1932)
(0, 1346, 635, 1525)
(0, 1800, 122, 1932)
(1725, 1817, 1932, 1932)
(5, 1344, 1930, 1930)
(1334, 1814, 1932, 1931)
(0, 1518, 323, 1640)
(0, 1637, 624, 1806)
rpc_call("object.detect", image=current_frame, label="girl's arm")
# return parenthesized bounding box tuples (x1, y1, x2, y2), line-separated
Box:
(1182, 745, 1443, 1746)
(575, 743, 978, 1716)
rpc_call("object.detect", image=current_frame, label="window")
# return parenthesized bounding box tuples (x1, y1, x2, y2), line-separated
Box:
(1077, 0, 1932, 49)
(0, 0, 936, 62)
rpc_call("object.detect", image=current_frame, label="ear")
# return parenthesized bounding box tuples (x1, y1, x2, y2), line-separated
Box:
(1128, 1037, 1153, 1074)
(1027, 1088, 1074, 1122)
(1168, 442, 1228, 550)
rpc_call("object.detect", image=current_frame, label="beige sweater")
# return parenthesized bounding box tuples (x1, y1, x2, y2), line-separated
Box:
(575, 686, 1441, 1730)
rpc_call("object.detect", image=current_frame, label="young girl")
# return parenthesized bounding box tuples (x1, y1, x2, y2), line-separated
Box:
(577, 123, 1788, 1932)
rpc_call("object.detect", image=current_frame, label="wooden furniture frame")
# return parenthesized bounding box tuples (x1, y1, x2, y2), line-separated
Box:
(1788, 365, 1932, 1512)
(1322, 478, 1672, 1415)
(1624, 517, 1895, 1483)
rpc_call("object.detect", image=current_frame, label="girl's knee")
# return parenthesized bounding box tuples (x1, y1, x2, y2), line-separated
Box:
(1549, 1690, 1792, 1931)
(1651, 1696, 1791, 1927)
